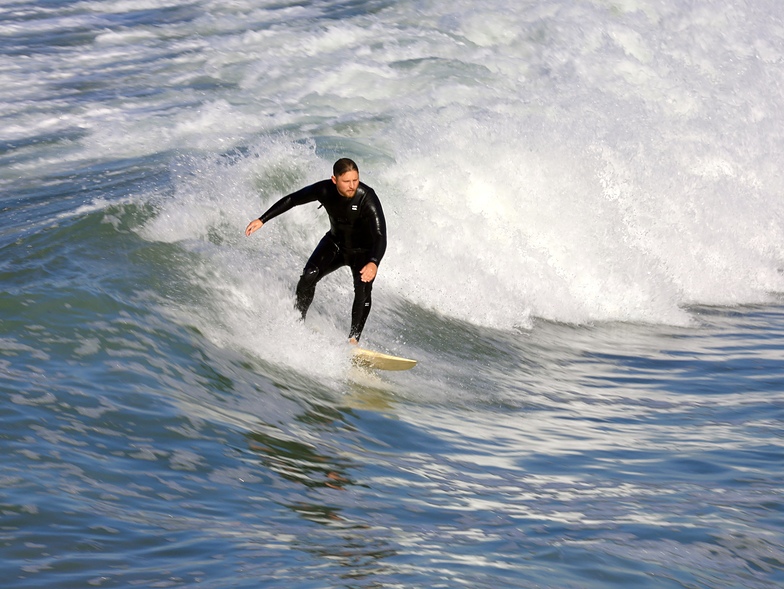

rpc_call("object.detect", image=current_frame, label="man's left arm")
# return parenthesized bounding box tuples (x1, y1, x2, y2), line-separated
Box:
(360, 192, 387, 282)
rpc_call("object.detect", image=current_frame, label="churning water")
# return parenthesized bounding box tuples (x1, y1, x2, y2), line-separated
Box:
(1, 1, 783, 587)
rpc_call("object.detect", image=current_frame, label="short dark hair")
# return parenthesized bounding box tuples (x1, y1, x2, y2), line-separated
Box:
(333, 158, 359, 177)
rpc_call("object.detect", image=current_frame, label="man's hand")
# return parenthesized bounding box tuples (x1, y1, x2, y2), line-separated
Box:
(360, 262, 378, 283)
(245, 219, 263, 237)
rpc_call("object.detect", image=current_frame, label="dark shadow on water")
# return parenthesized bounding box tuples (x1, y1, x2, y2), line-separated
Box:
(245, 426, 355, 491)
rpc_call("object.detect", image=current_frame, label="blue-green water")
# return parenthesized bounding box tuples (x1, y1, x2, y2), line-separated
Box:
(2, 1, 784, 587)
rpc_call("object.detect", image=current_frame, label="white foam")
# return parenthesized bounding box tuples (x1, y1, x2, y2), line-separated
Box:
(10, 0, 784, 338)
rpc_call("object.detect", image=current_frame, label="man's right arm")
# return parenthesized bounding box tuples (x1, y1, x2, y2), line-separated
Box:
(245, 181, 324, 237)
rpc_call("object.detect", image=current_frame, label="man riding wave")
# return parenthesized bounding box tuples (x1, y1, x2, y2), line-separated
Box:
(245, 158, 387, 343)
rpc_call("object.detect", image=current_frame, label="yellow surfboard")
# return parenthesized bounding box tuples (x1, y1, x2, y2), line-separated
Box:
(352, 347, 417, 371)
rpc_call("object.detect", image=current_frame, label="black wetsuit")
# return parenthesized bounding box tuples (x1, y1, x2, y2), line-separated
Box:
(258, 179, 387, 341)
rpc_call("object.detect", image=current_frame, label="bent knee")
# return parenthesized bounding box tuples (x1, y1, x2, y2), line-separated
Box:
(301, 265, 319, 278)
(298, 266, 320, 287)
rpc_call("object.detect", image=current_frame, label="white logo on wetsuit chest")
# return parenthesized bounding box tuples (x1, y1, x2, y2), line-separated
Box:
(351, 205, 358, 210)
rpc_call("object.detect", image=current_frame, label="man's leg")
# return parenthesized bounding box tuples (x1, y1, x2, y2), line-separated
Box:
(348, 265, 374, 342)
(295, 235, 342, 319)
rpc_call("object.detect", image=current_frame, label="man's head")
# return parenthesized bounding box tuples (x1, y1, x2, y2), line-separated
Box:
(332, 158, 359, 198)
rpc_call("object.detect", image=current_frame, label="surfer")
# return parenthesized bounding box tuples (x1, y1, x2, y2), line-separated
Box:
(245, 158, 387, 344)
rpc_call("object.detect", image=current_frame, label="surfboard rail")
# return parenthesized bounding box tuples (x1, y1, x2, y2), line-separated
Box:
(352, 347, 417, 371)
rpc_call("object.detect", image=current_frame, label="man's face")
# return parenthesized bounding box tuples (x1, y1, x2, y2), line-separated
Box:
(332, 170, 359, 198)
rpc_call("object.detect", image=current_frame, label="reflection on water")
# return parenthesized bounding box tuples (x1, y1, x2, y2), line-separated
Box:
(246, 428, 354, 491)
(243, 417, 408, 583)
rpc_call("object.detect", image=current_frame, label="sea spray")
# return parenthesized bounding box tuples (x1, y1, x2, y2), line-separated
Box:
(6, 0, 784, 335)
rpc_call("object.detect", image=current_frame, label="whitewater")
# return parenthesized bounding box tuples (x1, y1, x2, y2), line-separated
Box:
(1, 0, 783, 587)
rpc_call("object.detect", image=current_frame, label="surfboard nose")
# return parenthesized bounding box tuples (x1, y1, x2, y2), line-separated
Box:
(352, 347, 417, 371)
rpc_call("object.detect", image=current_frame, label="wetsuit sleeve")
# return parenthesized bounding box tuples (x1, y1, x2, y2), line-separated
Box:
(365, 192, 387, 266)
(258, 182, 323, 223)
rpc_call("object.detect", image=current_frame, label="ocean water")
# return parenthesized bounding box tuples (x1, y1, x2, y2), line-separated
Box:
(2, 0, 783, 587)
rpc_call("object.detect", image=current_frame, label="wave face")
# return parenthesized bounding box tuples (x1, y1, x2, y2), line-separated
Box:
(2, 1, 784, 589)
(5, 0, 784, 334)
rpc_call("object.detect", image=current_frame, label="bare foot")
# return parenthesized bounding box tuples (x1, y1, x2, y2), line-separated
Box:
(348, 337, 358, 346)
